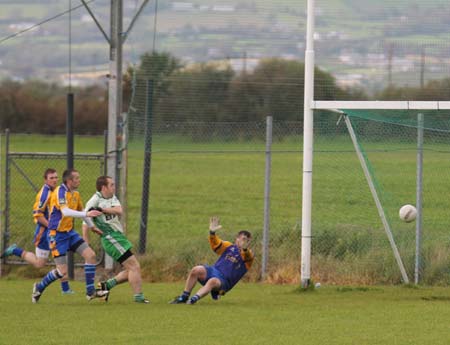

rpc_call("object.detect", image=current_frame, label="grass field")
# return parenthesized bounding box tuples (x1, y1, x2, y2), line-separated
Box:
(0, 279, 450, 345)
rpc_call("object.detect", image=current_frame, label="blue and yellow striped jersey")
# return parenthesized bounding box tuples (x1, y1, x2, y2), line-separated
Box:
(209, 233, 254, 290)
(32, 184, 52, 224)
(48, 184, 84, 232)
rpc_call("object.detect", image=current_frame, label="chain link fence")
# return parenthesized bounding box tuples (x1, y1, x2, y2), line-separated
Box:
(126, 112, 450, 285)
(126, 119, 303, 283)
(2, 114, 450, 285)
(1, 132, 106, 268)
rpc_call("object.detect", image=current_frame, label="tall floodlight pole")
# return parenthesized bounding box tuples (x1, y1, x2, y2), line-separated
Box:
(301, 0, 315, 288)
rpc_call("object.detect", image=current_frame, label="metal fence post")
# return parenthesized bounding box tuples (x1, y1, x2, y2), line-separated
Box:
(2, 129, 10, 266)
(66, 93, 75, 280)
(261, 116, 272, 280)
(415, 113, 424, 284)
(2, 129, 11, 262)
(139, 79, 154, 254)
(0, 130, 2, 276)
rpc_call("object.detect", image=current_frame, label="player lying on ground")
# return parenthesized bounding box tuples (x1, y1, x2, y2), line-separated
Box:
(82, 175, 149, 304)
(170, 216, 254, 305)
(1, 168, 73, 294)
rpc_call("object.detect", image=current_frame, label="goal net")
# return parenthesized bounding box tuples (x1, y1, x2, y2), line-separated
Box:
(309, 105, 450, 284)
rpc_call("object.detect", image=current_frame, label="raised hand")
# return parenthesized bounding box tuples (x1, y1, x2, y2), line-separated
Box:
(209, 216, 222, 232)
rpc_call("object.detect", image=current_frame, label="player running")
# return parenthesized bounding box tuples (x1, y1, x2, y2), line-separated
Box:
(1, 168, 73, 294)
(170, 216, 254, 305)
(82, 175, 149, 304)
(31, 169, 107, 303)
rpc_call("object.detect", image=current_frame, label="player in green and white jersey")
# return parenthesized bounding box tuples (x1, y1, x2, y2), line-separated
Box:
(82, 176, 149, 304)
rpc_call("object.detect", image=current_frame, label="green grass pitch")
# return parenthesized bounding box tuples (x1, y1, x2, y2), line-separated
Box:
(0, 279, 450, 345)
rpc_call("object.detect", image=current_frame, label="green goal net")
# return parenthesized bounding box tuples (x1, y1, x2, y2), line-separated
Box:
(311, 109, 450, 284)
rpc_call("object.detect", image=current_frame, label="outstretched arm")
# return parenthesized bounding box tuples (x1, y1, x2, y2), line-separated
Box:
(208, 216, 232, 255)
(61, 207, 101, 227)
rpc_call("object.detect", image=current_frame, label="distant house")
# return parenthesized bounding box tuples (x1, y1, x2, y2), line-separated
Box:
(335, 74, 363, 87)
(8, 22, 38, 33)
(172, 2, 194, 11)
(211, 5, 235, 12)
(81, 14, 94, 23)
(60, 70, 108, 87)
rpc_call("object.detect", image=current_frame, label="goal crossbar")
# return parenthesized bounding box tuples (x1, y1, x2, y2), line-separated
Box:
(312, 100, 450, 110)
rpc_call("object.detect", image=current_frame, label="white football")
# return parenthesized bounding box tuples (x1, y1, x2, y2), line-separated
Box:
(399, 204, 417, 223)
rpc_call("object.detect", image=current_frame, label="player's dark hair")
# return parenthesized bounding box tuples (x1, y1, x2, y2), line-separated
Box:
(43, 168, 57, 179)
(238, 230, 252, 238)
(62, 168, 78, 183)
(96, 175, 112, 192)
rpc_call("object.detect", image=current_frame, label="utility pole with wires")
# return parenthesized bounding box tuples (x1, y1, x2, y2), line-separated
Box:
(80, 0, 150, 268)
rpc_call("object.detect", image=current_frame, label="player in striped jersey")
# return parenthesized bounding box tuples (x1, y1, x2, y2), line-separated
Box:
(0, 168, 73, 293)
(82, 175, 149, 304)
(31, 169, 107, 303)
(170, 216, 254, 305)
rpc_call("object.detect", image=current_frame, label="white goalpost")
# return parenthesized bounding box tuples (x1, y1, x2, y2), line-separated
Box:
(301, 0, 450, 287)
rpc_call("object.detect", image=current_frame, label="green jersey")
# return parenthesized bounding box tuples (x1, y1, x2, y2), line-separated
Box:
(84, 192, 123, 235)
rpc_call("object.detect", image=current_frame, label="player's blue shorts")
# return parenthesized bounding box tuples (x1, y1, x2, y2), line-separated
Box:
(33, 225, 50, 251)
(48, 229, 84, 258)
(199, 265, 231, 292)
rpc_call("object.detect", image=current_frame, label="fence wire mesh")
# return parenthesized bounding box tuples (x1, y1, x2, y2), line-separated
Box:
(2, 113, 450, 285)
(1, 135, 106, 267)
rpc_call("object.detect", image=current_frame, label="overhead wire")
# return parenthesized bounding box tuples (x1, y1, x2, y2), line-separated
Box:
(68, 0, 72, 92)
(0, 0, 96, 45)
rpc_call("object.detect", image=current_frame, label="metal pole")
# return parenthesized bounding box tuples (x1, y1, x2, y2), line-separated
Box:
(105, 0, 123, 270)
(66, 94, 74, 169)
(119, 112, 128, 232)
(415, 113, 424, 284)
(2, 129, 10, 265)
(301, 0, 315, 288)
(0, 130, 2, 276)
(344, 115, 409, 283)
(66, 93, 75, 280)
(103, 130, 108, 176)
(108, 0, 123, 191)
(139, 80, 154, 254)
(261, 116, 273, 280)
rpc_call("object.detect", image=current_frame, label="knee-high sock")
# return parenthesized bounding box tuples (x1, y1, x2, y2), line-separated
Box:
(84, 264, 96, 295)
(37, 269, 62, 292)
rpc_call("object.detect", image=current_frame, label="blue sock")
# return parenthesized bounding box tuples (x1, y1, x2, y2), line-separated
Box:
(182, 291, 190, 300)
(37, 269, 62, 292)
(190, 294, 200, 304)
(61, 281, 71, 292)
(12, 247, 24, 258)
(84, 264, 96, 295)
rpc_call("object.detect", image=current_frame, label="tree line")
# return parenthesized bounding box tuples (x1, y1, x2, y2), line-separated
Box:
(1, 51, 450, 134)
